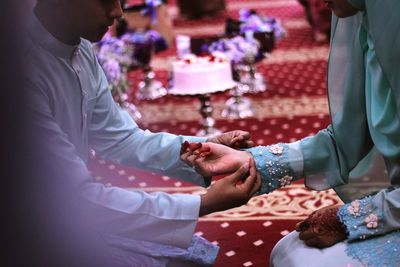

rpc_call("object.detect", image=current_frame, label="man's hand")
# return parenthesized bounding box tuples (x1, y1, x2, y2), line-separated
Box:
(181, 142, 252, 177)
(207, 130, 255, 148)
(199, 158, 261, 216)
(295, 205, 348, 248)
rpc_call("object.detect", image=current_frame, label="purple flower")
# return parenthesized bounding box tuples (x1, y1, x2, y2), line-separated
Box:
(209, 36, 259, 63)
(142, 0, 163, 25)
(101, 58, 121, 86)
(96, 36, 133, 67)
(239, 9, 253, 22)
(238, 9, 286, 40)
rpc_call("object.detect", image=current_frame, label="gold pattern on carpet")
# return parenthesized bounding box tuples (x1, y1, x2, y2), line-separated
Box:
(138, 97, 329, 123)
(126, 184, 342, 221)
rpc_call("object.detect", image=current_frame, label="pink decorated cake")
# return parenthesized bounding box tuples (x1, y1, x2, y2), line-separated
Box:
(169, 53, 236, 95)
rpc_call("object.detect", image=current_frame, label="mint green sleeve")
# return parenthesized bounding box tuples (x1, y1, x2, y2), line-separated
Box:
(299, 125, 350, 191)
(245, 124, 373, 195)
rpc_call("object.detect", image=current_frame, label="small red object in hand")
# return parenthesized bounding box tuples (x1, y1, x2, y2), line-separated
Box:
(188, 142, 202, 151)
(198, 145, 211, 157)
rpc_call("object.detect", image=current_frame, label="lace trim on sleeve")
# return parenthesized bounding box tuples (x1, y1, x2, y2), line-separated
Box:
(247, 144, 300, 194)
(180, 234, 219, 266)
(345, 230, 400, 267)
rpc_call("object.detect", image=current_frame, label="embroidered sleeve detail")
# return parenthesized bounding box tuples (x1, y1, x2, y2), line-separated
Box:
(182, 234, 219, 266)
(101, 233, 219, 266)
(338, 196, 385, 241)
(247, 144, 300, 194)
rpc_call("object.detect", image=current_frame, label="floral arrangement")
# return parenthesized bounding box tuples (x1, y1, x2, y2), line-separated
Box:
(94, 29, 166, 95)
(94, 34, 133, 98)
(239, 9, 286, 40)
(208, 35, 261, 64)
(141, 0, 163, 24)
(121, 29, 167, 54)
(94, 33, 143, 120)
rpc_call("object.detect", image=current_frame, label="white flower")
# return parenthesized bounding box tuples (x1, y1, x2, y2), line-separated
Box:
(269, 144, 284, 155)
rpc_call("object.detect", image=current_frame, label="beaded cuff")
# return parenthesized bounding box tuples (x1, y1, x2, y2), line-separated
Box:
(247, 144, 300, 194)
(338, 196, 385, 241)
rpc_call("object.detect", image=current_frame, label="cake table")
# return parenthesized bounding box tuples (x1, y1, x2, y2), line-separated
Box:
(168, 53, 237, 137)
(169, 84, 236, 137)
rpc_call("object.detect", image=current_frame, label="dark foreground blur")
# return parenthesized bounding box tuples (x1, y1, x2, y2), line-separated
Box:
(0, 1, 114, 266)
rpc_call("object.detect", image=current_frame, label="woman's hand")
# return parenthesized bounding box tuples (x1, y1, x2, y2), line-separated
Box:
(181, 141, 253, 177)
(295, 205, 348, 248)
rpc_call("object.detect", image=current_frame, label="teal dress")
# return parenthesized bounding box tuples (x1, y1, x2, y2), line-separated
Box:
(247, 0, 400, 265)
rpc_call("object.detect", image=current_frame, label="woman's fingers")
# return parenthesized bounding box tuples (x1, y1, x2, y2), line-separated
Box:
(295, 219, 310, 232)
(231, 132, 254, 148)
(244, 140, 255, 147)
(303, 237, 322, 248)
(298, 227, 316, 240)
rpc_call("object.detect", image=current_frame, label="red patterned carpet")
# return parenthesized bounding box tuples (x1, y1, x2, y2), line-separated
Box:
(89, 0, 343, 266)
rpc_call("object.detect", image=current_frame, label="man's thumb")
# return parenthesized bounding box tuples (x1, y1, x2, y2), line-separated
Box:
(227, 163, 249, 183)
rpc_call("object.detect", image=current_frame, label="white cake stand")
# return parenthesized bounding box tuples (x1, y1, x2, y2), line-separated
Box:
(169, 82, 237, 137)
